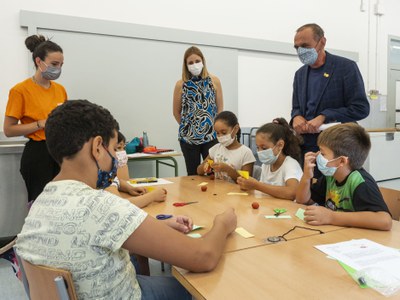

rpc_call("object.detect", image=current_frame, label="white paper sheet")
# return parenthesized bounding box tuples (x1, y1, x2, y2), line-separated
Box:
(318, 122, 341, 131)
(315, 239, 400, 280)
(127, 178, 173, 187)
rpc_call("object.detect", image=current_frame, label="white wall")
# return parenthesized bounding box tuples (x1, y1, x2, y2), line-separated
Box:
(1, 0, 400, 127)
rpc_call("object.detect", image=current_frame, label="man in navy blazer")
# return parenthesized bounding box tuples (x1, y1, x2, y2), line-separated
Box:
(291, 23, 369, 175)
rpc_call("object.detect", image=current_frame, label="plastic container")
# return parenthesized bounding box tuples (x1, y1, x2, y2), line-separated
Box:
(143, 131, 149, 148)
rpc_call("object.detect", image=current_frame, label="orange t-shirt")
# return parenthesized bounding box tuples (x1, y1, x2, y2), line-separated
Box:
(5, 78, 67, 141)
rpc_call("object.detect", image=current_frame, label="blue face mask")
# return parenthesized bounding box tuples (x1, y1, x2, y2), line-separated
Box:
(96, 146, 118, 189)
(257, 146, 281, 165)
(297, 47, 318, 65)
(40, 61, 62, 80)
(316, 154, 338, 177)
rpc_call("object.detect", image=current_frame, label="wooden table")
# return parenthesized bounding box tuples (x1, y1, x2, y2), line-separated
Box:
(139, 176, 400, 299)
(172, 223, 400, 300)
(127, 152, 181, 177)
(144, 176, 344, 252)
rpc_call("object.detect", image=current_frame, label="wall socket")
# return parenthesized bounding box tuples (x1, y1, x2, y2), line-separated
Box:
(369, 89, 380, 100)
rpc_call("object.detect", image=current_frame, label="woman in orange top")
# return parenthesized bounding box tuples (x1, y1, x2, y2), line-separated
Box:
(3, 35, 67, 202)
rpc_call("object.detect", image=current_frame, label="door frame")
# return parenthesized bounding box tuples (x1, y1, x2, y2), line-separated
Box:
(387, 36, 400, 127)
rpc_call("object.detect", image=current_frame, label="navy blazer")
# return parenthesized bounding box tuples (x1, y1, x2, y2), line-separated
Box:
(291, 52, 369, 124)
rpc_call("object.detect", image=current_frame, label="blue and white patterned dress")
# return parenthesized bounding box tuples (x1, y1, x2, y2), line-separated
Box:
(178, 76, 217, 145)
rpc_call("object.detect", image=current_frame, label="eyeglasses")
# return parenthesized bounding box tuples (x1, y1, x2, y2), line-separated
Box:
(264, 226, 325, 243)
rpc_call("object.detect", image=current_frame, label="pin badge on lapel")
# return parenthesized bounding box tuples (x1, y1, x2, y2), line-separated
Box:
(323, 73, 330, 78)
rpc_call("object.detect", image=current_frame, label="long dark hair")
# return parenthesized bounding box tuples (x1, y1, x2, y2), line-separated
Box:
(256, 118, 302, 162)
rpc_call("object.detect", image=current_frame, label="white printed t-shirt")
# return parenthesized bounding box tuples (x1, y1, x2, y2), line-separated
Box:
(208, 143, 256, 181)
(16, 180, 147, 300)
(260, 155, 303, 186)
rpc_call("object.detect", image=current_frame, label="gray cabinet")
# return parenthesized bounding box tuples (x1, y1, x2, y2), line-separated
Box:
(0, 135, 28, 245)
(364, 131, 400, 181)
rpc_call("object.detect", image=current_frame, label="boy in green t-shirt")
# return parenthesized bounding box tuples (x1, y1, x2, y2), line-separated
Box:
(296, 123, 392, 231)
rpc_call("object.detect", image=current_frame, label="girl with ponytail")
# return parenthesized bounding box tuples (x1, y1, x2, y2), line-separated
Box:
(237, 118, 303, 200)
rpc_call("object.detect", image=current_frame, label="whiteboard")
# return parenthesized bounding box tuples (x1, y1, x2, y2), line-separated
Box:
(238, 51, 302, 127)
(39, 29, 238, 177)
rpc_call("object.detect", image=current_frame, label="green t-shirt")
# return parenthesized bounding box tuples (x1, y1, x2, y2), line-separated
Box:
(311, 169, 389, 213)
(324, 171, 365, 211)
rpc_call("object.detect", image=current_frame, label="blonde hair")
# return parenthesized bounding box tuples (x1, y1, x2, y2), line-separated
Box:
(182, 46, 210, 81)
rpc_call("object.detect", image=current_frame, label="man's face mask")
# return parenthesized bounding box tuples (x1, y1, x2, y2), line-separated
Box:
(39, 61, 62, 80)
(96, 146, 118, 189)
(297, 47, 318, 65)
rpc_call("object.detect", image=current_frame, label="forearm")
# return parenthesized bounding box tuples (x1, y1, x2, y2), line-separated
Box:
(225, 166, 239, 181)
(4, 122, 41, 138)
(295, 177, 312, 204)
(254, 181, 296, 200)
(119, 179, 135, 194)
(126, 216, 232, 272)
(330, 211, 392, 231)
(105, 184, 119, 194)
(197, 161, 207, 175)
(173, 112, 181, 124)
(128, 193, 154, 208)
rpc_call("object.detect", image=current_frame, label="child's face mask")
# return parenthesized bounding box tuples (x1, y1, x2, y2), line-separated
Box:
(257, 145, 281, 165)
(116, 150, 128, 168)
(96, 146, 118, 189)
(316, 153, 339, 176)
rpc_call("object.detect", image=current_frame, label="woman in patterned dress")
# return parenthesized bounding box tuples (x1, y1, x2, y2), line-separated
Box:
(173, 46, 224, 175)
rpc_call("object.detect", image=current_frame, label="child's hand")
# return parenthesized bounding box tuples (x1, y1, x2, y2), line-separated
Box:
(237, 176, 257, 190)
(303, 151, 318, 179)
(212, 162, 228, 173)
(304, 205, 333, 225)
(203, 162, 212, 174)
(150, 188, 167, 202)
(128, 186, 147, 196)
(165, 215, 193, 233)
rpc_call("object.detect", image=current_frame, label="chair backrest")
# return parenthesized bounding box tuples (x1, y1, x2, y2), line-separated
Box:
(379, 187, 400, 221)
(16, 254, 78, 300)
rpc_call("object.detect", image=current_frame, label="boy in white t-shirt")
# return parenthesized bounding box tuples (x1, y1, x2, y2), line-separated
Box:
(237, 118, 303, 200)
(16, 100, 237, 299)
(197, 111, 255, 182)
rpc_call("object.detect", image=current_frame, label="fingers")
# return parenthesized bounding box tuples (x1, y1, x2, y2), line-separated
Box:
(177, 216, 193, 232)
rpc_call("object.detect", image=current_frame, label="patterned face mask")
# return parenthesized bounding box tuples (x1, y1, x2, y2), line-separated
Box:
(116, 150, 128, 168)
(297, 47, 318, 65)
(96, 146, 118, 189)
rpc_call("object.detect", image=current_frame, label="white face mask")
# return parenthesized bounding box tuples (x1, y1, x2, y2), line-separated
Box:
(217, 132, 235, 148)
(187, 62, 203, 76)
(116, 150, 128, 168)
(257, 145, 281, 165)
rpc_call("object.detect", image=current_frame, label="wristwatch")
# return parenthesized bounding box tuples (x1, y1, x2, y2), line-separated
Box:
(111, 176, 120, 189)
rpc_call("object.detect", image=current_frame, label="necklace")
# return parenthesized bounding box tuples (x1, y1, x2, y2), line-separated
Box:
(32, 76, 50, 88)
